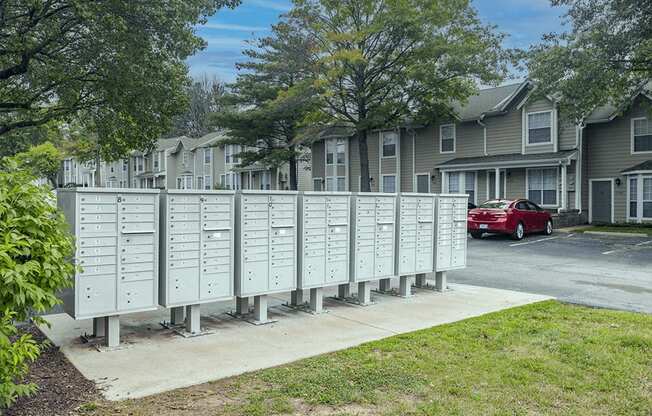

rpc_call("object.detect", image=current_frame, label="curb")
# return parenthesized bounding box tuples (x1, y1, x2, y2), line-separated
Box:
(583, 231, 649, 238)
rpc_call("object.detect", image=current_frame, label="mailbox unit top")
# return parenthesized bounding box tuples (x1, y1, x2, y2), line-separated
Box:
(301, 191, 352, 196)
(58, 187, 160, 194)
(238, 190, 299, 195)
(163, 189, 235, 195)
(350, 192, 397, 197)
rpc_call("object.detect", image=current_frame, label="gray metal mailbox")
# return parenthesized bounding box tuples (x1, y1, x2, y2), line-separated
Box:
(159, 190, 235, 334)
(295, 191, 351, 313)
(234, 190, 298, 323)
(57, 188, 160, 347)
(435, 194, 468, 271)
(346, 192, 397, 305)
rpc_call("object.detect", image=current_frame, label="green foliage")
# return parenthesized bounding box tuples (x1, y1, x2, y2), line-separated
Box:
(290, 0, 511, 190)
(5, 142, 65, 188)
(0, 0, 240, 160)
(0, 313, 41, 409)
(527, 0, 652, 121)
(169, 74, 226, 138)
(0, 165, 76, 408)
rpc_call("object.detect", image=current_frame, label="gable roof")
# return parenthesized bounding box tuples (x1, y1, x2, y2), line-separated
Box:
(191, 131, 228, 150)
(585, 82, 652, 124)
(621, 160, 652, 174)
(452, 81, 531, 122)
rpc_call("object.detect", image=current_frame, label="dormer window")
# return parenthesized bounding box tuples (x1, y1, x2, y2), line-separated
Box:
(632, 118, 652, 153)
(526, 111, 552, 145)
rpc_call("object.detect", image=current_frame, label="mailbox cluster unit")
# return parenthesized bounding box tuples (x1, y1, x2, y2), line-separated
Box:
(58, 188, 160, 347)
(159, 190, 235, 334)
(59, 188, 467, 347)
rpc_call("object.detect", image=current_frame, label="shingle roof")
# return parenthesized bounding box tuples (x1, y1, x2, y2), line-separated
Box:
(156, 137, 182, 151)
(585, 81, 652, 123)
(452, 82, 526, 121)
(436, 150, 577, 168)
(621, 160, 652, 173)
(191, 131, 228, 149)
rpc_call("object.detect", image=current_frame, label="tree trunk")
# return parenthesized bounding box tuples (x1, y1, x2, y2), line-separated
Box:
(288, 150, 298, 191)
(94, 152, 101, 187)
(358, 129, 371, 192)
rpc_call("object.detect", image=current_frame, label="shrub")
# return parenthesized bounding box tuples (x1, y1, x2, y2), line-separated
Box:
(0, 162, 75, 408)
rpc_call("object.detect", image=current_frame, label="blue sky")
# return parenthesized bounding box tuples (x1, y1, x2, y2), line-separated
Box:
(188, 0, 568, 83)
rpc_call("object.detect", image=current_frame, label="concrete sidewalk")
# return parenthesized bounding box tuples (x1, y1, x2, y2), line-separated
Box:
(40, 283, 552, 401)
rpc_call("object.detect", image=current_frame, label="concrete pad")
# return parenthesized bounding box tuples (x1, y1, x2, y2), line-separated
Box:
(40, 283, 551, 401)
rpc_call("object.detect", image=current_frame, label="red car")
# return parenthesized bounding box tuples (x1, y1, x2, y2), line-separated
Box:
(467, 199, 553, 240)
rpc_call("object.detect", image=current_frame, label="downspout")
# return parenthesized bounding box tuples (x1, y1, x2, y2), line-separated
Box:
(477, 118, 488, 156)
(576, 122, 586, 213)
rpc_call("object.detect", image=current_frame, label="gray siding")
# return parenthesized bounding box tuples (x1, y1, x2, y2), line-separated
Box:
(559, 117, 577, 151)
(485, 108, 522, 155)
(400, 129, 414, 192)
(523, 98, 555, 154)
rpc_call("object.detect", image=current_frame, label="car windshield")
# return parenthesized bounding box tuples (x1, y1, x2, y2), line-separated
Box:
(478, 200, 510, 209)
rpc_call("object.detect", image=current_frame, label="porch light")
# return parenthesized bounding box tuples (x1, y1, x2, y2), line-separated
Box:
(615, 178, 621, 186)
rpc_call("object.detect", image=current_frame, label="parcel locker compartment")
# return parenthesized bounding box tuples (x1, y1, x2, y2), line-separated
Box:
(168, 259, 199, 270)
(169, 195, 200, 205)
(327, 261, 348, 283)
(169, 221, 199, 234)
(79, 204, 117, 214)
(303, 257, 325, 287)
(79, 213, 116, 223)
(202, 256, 230, 267)
(170, 212, 200, 222)
(78, 275, 116, 316)
(355, 255, 374, 280)
(79, 246, 115, 257)
(436, 246, 452, 269)
(375, 256, 393, 277)
(399, 249, 416, 274)
(243, 261, 268, 294)
(169, 204, 200, 213)
(169, 268, 200, 305)
(118, 280, 155, 310)
(80, 194, 116, 204)
(78, 255, 116, 267)
(79, 264, 116, 277)
(202, 240, 230, 250)
(201, 274, 230, 300)
(121, 270, 154, 282)
(168, 233, 199, 243)
(203, 220, 231, 230)
(168, 250, 199, 261)
(171, 242, 200, 252)
(121, 213, 155, 223)
(79, 223, 117, 237)
(270, 266, 294, 290)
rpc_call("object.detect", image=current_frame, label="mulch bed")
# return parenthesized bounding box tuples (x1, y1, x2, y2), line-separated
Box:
(5, 325, 101, 416)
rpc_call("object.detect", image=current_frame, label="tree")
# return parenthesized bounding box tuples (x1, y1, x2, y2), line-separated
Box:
(290, 0, 510, 191)
(0, 0, 240, 160)
(169, 74, 226, 138)
(213, 21, 318, 190)
(6, 142, 65, 188)
(527, 0, 652, 122)
(0, 163, 76, 408)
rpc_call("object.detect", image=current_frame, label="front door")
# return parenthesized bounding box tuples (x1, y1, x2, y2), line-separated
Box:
(591, 180, 612, 223)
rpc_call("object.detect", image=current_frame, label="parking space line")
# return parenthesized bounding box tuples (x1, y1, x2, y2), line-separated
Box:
(635, 240, 652, 246)
(509, 236, 560, 247)
(602, 250, 617, 255)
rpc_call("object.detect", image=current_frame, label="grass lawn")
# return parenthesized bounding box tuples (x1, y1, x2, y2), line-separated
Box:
(78, 301, 652, 416)
(576, 225, 652, 236)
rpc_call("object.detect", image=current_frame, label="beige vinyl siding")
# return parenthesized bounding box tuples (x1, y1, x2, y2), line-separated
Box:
(584, 96, 652, 222)
(485, 109, 523, 155)
(400, 129, 414, 192)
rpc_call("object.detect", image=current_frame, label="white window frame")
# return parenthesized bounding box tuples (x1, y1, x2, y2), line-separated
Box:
(122, 160, 128, 172)
(313, 177, 323, 191)
(135, 156, 144, 173)
(204, 175, 211, 190)
(415, 173, 431, 193)
(204, 148, 212, 164)
(177, 175, 193, 190)
(153, 152, 160, 170)
(631, 117, 652, 155)
(439, 124, 456, 154)
(220, 174, 226, 188)
(381, 174, 396, 193)
(643, 175, 652, 220)
(526, 110, 553, 146)
(197, 175, 204, 190)
(627, 176, 638, 221)
(526, 167, 559, 208)
(326, 138, 347, 166)
(381, 131, 398, 158)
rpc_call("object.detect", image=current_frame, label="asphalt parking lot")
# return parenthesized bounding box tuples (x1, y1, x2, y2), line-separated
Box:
(448, 231, 652, 314)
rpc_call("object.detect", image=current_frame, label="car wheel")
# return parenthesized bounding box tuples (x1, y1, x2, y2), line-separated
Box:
(511, 222, 525, 240)
(544, 220, 553, 235)
(470, 231, 483, 239)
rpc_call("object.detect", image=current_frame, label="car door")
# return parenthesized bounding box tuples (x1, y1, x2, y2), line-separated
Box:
(527, 201, 545, 231)
(514, 201, 534, 231)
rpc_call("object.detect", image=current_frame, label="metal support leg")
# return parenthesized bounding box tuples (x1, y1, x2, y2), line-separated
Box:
(435, 271, 447, 292)
(357, 281, 372, 305)
(170, 307, 185, 325)
(399, 275, 413, 298)
(236, 296, 249, 316)
(185, 304, 201, 334)
(337, 283, 350, 299)
(93, 317, 105, 338)
(415, 273, 427, 288)
(105, 316, 120, 348)
(309, 287, 324, 314)
(254, 295, 268, 323)
(378, 278, 392, 292)
(290, 289, 304, 306)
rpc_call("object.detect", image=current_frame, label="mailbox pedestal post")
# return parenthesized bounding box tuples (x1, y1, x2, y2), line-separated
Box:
(309, 288, 324, 314)
(378, 278, 392, 292)
(357, 282, 372, 305)
(399, 276, 413, 297)
(435, 271, 447, 292)
(337, 283, 350, 299)
(235, 297, 249, 316)
(415, 273, 427, 288)
(185, 304, 201, 334)
(105, 316, 120, 348)
(290, 289, 304, 306)
(253, 295, 268, 323)
(92, 317, 105, 338)
(170, 307, 185, 326)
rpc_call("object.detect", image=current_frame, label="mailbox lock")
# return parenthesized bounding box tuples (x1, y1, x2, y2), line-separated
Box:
(117, 196, 122, 203)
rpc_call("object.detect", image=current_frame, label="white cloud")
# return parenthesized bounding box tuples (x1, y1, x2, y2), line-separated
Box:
(200, 36, 249, 47)
(202, 22, 268, 32)
(246, 0, 291, 12)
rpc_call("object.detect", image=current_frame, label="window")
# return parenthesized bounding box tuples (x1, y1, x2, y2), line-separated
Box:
(225, 145, 240, 164)
(382, 175, 396, 193)
(527, 111, 552, 145)
(632, 118, 652, 153)
(448, 172, 460, 193)
(134, 156, 144, 173)
(204, 148, 211, 164)
(645, 177, 652, 218)
(416, 174, 430, 193)
(220, 174, 226, 188)
(110, 166, 114, 173)
(261, 171, 271, 190)
(528, 168, 557, 206)
(313, 178, 323, 191)
(382, 132, 397, 157)
(465, 172, 476, 203)
(204, 175, 211, 190)
(123, 160, 128, 172)
(153, 153, 160, 170)
(197, 176, 204, 190)
(182, 151, 189, 166)
(325, 176, 346, 191)
(446, 171, 475, 203)
(629, 177, 638, 218)
(177, 175, 192, 190)
(440, 124, 455, 153)
(64, 160, 71, 171)
(326, 139, 346, 165)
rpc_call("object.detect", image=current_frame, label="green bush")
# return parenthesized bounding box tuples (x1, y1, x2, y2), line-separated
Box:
(0, 162, 75, 409)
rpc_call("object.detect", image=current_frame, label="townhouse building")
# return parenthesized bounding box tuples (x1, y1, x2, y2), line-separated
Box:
(310, 80, 652, 225)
